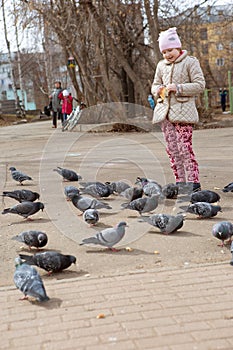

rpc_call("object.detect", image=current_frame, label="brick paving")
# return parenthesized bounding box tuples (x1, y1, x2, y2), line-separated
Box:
(2, 262, 233, 350)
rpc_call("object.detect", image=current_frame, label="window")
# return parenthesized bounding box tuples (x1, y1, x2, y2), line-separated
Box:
(216, 43, 223, 50)
(200, 28, 207, 40)
(216, 58, 224, 66)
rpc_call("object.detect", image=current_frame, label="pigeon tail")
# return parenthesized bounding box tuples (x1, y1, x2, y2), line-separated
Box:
(80, 237, 100, 245)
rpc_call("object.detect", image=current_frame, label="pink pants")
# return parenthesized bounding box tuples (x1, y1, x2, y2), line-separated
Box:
(161, 118, 200, 183)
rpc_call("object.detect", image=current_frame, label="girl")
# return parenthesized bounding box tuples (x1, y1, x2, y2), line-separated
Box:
(151, 27, 205, 193)
(59, 89, 73, 122)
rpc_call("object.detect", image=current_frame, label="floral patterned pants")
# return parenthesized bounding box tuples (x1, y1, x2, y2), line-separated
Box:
(161, 118, 200, 183)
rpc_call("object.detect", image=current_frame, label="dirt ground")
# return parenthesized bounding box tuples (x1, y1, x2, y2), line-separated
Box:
(0, 117, 233, 287)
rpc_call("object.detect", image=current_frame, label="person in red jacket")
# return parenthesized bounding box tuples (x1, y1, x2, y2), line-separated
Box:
(58, 89, 73, 122)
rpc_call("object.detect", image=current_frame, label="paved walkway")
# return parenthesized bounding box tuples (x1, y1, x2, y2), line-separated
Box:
(2, 262, 233, 350)
(1, 120, 233, 349)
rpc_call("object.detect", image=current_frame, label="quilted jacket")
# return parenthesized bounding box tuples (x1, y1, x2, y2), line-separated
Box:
(151, 50, 205, 124)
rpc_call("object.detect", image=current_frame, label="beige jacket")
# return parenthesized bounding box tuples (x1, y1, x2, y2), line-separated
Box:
(151, 51, 205, 124)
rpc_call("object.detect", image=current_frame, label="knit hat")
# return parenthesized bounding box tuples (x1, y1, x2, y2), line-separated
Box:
(62, 89, 69, 97)
(158, 27, 182, 53)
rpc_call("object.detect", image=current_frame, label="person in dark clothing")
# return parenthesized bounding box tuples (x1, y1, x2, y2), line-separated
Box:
(49, 81, 63, 128)
(219, 88, 227, 112)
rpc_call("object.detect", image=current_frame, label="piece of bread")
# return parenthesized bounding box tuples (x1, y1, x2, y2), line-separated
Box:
(160, 87, 167, 100)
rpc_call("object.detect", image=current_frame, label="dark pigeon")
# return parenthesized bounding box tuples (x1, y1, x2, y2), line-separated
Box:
(142, 213, 184, 234)
(212, 221, 233, 246)
(2, 201, 44, 219)
(70, 193, 112, 212)
(83, 209, 99, 226)
(185, 202, 222, 218)
(120, 186, 143, 201)
(9, 167, 33, 185)
(190, 190, 220, 204)
(162, 183, 179, 199)
(121, 194, 159, 215)
(2, 189, 40, 203)
(222, 182, 233, 193)
(19, 251, 76, 274)
(53, 166, 82, 181)
(80, 221, 128, 250)
(109, 181, 130, 194)
(12, 230, 48, 249)
(14, 257, 49, 302)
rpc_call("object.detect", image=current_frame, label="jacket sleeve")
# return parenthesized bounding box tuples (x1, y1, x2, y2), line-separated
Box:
(151, 62, 164, 98)
(177, 57, 205, 96)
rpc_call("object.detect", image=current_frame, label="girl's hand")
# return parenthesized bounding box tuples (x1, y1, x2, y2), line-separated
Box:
(166, 84, 177, 93)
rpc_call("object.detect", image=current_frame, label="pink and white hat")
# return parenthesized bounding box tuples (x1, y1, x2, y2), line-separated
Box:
(158, 27, 182, 53)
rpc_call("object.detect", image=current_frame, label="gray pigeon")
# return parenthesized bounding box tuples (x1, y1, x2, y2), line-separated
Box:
(136, 177, 162, 197)
(12, 230, 48, 249)
(83, 209, 99, 226)
(212, 221, 233, 246)
(230, 241, 233, 266)
(120, 186, 143, 201)
(70, 193, 112, 212)
(2, 201, 44, 219)
(162, 183, 179, 199)
(222, 182, 233, 193)
(14, 257, 49, 302)
(121, 194, 159, 215)
(2, 189, 40, 203)
(9, 167, 33, 185)
(185, 202, 222, 218)
(53, 166, 82, 181)
(80, 221, 128, 250)
(19, 251, 76, 274)
(142, 213, 184, 234)
(110, 181, 130, 194)
(64, 185, 80, 201)
(80, 182, 114, 198)
(191, 190, 220, 204)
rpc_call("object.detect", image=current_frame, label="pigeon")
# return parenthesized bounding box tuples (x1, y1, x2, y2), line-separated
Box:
(121, 194, 159, 215)
(230, 241, 233, 266)
(212, 221, 233, 246)
(222, 182, 233, 193)
(185, 202, 222, 218)
(9, 167, 33, 185)
(80, 221, 128, 250)
(135, 177, 162, 197)
(79, 182, 114, 198)
(64, 185, 80, 200)
(70, 193, 112, 212)
(2, 189, 40, 203)
(190, 190, 220, 204)
(109, 181, 130, 194)
(120, 186, 143, 201)
(19, 251, 76, 274)
(53, 166, 82, 181)
(142, 213, 184, 234)
(162, 183, 179, 199)
(12, 230, 48, 249)
(2, 201, 44, 219)
(83, 209, 99, 226)
(14, 257, 49, 302)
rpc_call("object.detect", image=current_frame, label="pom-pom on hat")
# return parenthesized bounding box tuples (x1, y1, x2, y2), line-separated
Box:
(62, 89, 69, 97)
(158, 27, 182, 53)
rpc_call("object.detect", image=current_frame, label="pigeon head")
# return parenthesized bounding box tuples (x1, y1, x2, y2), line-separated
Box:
(39, 203, 45, 211)
(9, 167, 17, 171)
(117, 221, 128, 228)
(69, 255, 77, 264)
(14, 256, 23, 267)
(38, 233, 48, 245)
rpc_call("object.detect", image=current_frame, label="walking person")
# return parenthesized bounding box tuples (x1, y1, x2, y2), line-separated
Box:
(49, 81, 63, 128)
(219, 88, 227, 112)
(151, 27, 205, 193)
(58, 90, 73, 123)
